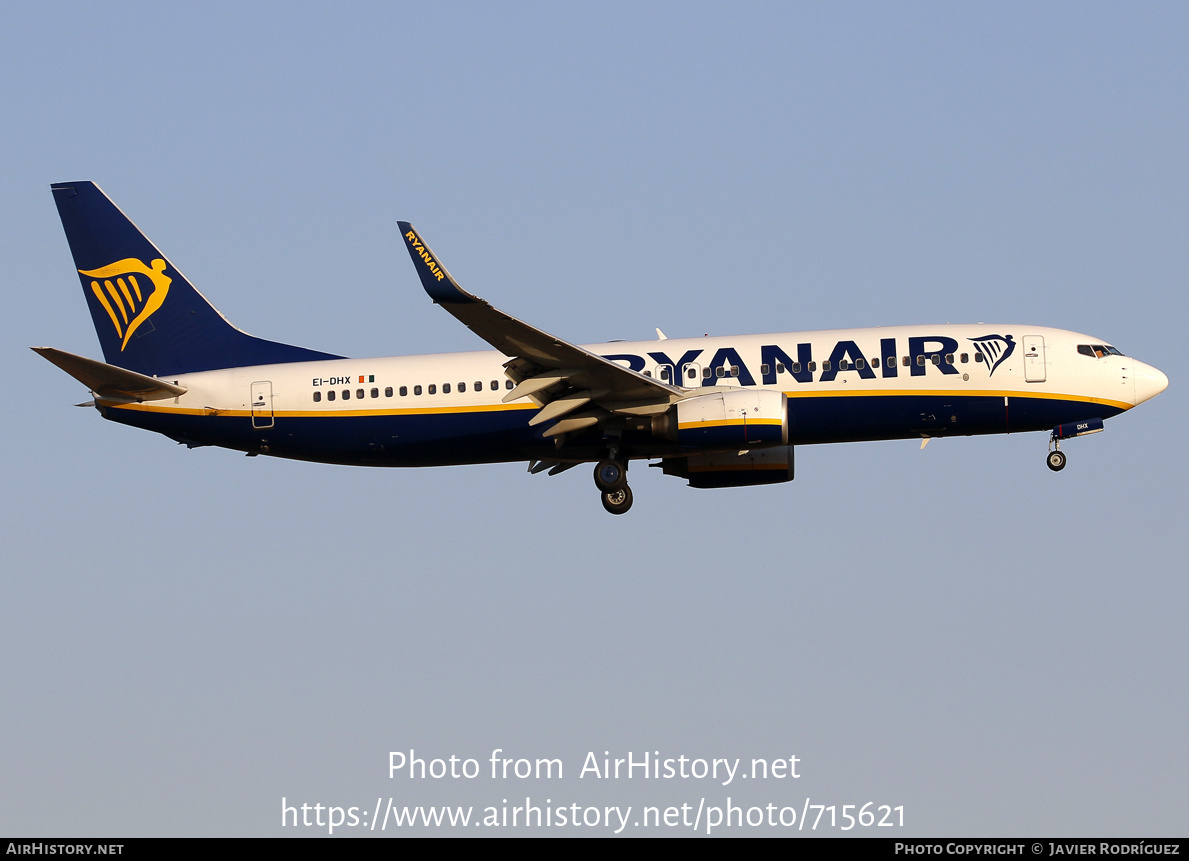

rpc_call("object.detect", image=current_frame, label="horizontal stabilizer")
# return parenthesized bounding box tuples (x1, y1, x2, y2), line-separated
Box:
(33, 347, 187, 401)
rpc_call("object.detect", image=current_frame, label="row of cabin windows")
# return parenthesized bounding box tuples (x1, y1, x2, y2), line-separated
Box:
(769, 353, 974, 373)
(312, 379, 515, 403)
(648, 353, 977, 381)
(648, 366, 746, 381)
(311, 350, 989, 403)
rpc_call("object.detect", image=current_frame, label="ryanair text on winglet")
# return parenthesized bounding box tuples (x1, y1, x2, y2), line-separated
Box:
(405, 230, 447, 282)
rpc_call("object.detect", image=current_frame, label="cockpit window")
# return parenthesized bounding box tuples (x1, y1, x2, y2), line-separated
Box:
(1078, 344, 1126, 358)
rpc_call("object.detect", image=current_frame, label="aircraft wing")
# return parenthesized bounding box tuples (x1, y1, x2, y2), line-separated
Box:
(398, 223, 682, 440)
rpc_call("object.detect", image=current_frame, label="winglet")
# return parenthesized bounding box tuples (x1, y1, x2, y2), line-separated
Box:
(397, 222, 474, 304)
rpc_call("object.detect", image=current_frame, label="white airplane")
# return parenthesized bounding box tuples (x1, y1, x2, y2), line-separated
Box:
(36, 182, 1168, 514)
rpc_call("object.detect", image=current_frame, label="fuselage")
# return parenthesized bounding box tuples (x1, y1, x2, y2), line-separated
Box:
(97, 324, 1166, 467)
(45, 183, 1172, 514)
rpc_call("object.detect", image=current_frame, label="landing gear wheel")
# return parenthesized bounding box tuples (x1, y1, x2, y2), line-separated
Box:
(1047, 450, 1067, 472)
(594, 459, 627, 493)
(601, 485, 633, 515)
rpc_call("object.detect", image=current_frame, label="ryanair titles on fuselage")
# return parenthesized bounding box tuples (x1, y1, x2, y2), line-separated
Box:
(595, 332, 1015, 388)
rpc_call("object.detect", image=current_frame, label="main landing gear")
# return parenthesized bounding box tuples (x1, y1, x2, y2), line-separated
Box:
(601, 484, 633, 515)
(594, 458, 632, 514)
(1047, 433, 1067, 472)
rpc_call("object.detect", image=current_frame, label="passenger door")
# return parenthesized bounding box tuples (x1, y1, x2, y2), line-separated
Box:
(251, 380, 274, 429)
(1023, 335, 1046, 383)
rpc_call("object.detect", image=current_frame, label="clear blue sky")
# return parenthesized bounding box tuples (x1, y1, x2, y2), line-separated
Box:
(2, 1, 1185, 836)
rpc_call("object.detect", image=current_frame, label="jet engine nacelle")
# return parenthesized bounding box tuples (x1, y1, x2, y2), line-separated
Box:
(662, 444, 795, 488)
(674, 388, 788, 449)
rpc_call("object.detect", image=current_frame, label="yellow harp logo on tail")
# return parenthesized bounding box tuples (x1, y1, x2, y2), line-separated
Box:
(79, 258, 172, 350)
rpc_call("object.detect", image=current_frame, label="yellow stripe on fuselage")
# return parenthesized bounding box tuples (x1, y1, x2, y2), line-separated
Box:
(105, 401, 540, 418)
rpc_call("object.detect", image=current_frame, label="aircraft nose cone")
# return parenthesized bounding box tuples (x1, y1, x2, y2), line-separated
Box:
(1133, 361, 1168, 405)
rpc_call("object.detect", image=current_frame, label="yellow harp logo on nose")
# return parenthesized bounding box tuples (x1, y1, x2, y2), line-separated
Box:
(79, 258, 172, 350)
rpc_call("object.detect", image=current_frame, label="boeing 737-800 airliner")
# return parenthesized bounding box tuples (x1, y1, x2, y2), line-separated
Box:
(36, 182, 1168, 514)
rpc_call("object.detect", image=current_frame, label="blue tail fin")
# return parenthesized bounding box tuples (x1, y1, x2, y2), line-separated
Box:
(51, 182, 343, 376)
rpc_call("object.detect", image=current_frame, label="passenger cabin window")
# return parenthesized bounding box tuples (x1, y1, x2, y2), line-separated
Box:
(385, 387, 394, 397)
(399, 386, 408, 397)
(792, 362, 801, 373)
(428, 384, 437, 395)
(975, 353, 984, 362)
(731, 366, 740, 377)
(506, 380, 514, 389)
(945, 353, 954, 365)
(822, 360, 831, 372)
(343, 389, 351, 399)
(474, 381, 482, 390)
(856, 358, 866, 370)
(490, 381, 498, 391)
(414, 385, 422, 396)
(327, 390, 336, 401)
(960, 353, 969, 363)
(902, 356, 910, 366)
(702, 368, 711, 379)
(459, 382, 466, 392)
(917, 356, 925, 366)
(760, 364, 770, 375)
(716, 366, 725, 378)
(931, 355, 940, 365)
(839, 359, 849, 370)
(808, 361, 817, 372)
(775, 363, 784, 374)
(313, 391, 322, 402)
(357, 388, 365, 399)
(443, 383, 451, 394)
(371, 388, 379, 398)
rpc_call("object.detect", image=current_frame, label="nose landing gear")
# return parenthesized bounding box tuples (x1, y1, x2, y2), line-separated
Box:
(1046, 418, 1104, 471)
(594, 458, 632, 513)
(1047, 433, 1067, 472)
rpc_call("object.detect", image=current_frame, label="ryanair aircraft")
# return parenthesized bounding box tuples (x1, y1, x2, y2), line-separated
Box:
(37, 182, 1168, 514)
